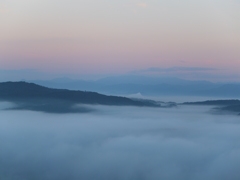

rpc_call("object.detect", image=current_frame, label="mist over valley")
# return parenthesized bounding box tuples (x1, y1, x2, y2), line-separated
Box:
(1, 103, 240, 180)
(1, 81, 240, 179)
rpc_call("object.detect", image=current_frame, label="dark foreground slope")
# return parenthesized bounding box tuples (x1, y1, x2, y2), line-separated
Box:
(0, 82, 160, 113)
(182, 100, 240, 115)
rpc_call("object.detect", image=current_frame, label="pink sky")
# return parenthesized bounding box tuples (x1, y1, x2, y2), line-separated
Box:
(0, 0, 239, 81)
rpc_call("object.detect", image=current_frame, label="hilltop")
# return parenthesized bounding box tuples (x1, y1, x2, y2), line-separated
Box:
(0, 82, 161, 113)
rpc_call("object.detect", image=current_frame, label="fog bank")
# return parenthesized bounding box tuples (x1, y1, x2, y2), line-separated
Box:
(1, 105, 240, 180)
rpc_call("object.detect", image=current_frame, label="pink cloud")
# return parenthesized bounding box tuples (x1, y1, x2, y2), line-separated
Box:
(137, 3, 147, 8)
(0, 4, 10, 13)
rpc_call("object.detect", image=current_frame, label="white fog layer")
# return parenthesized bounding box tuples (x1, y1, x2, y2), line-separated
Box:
(1, 105, 240, 180)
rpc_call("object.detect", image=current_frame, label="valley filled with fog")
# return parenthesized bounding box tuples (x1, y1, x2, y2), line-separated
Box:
(1, 100, 240, 180)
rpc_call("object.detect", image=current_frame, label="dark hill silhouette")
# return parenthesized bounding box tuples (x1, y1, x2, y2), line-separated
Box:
(182, 100, 240, 106)
(182, 100, 240, 115)
(0, 82, 160, 113)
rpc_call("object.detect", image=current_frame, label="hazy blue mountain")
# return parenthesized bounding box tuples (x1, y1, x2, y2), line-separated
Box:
(27, 75, 240, 97)
(95, 75, 190, 85)
(195, 84, 240, 97)
(31, 78, 99, 91)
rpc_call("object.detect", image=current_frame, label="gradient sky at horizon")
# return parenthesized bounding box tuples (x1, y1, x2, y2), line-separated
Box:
(0, 0, 240, 81)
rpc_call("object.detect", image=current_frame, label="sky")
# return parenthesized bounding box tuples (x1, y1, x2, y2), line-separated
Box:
(0, 0, 240, 81)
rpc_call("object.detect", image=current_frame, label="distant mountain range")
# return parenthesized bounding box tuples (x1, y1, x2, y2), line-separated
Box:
(26, 75, 240, 97)
(0, 82, 161, 113)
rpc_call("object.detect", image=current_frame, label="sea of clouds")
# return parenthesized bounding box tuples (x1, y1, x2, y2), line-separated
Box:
(1, 103, 240, 180)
